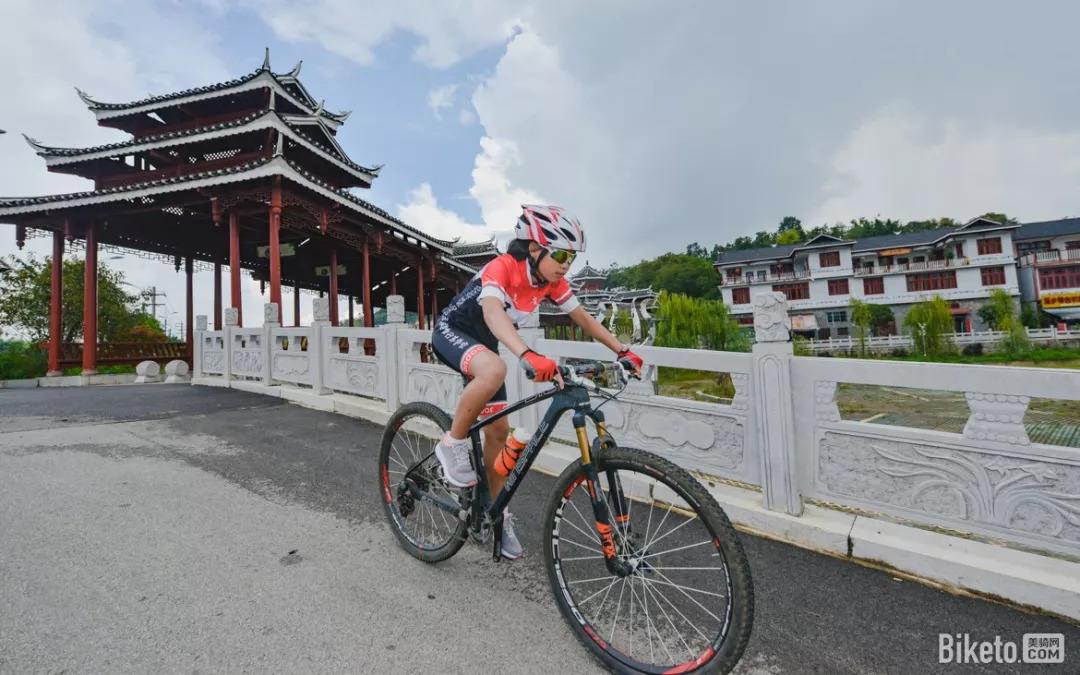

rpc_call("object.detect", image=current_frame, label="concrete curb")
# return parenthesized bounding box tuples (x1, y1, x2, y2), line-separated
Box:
(192, 376, 1080, 622)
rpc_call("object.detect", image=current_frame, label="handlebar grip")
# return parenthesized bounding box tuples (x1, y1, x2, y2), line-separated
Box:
(618, 358, 642, 379)
(521, 361, 536, 380)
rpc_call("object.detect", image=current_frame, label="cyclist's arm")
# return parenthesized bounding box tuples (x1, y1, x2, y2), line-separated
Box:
(567, 306, 625, 353)
(480, 296, 531, 357)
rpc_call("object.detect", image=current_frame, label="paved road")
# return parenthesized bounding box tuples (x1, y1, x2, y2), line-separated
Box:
(0, 385, 1076, 674)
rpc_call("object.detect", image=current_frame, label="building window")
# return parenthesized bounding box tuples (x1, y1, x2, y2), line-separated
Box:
(772, 282, 810, 300)
(828, 278, 849, 295)
(863, 277, 884, 295)
(726, 267, 742, 281)
(732, 287, 750, 305)
(981, 266, 1006, 286)
(819, 251, 840, 267)
(757, 270, 767, 281)
(1066, 241, 1080, 251)
(906, 271, 958, 292)
(977, 237, 1003, 255)
(826, 310, 847, 323)
(1038, 265, 1080, 290)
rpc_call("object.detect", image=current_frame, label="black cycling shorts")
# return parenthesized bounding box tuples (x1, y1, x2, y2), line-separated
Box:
(431, 318, 508, 418)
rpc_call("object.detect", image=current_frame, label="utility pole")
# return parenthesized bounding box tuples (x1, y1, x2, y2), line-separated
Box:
(142, 286, 167, 322)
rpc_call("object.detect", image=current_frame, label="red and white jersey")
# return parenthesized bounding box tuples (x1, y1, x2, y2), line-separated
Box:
(476, 254, 580, 323)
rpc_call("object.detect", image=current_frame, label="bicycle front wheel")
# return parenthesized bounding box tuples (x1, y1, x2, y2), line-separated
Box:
(542, 447, 753, 674)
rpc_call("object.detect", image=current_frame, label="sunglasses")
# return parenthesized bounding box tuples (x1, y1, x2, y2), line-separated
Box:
(546, 248, 577, 265)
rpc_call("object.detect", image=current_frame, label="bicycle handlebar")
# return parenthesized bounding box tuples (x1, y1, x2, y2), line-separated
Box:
(520, 358, 641, 390)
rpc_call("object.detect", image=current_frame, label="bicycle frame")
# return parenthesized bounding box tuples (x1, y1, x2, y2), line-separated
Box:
(461, 379, 631, 570)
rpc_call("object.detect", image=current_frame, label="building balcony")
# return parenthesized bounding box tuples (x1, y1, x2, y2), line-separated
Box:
(1020, 249, 1080, 266)
(720, 269, 810, 286)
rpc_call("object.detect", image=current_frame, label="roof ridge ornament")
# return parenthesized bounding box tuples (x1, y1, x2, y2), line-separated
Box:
(261, 47, 271, 72)
(287, 60, 302, 78)
(314, 99, 325, 115)
(22, 134, 49, 153)
(74, 87, 99, 107)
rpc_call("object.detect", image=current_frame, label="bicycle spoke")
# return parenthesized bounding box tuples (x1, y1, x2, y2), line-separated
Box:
(608, 578, 628, 644)
(637, 538, 715, 560)
(566, 497, 601, 545)
(559, 553, 606, 562)
(557, 536, 603, 555)
(641, 511, 699, 553)
(568, 574, 618, 586)
(639, 573, 690, 663)
(577, 577, 621, 607)
(643, 568, 726, 624)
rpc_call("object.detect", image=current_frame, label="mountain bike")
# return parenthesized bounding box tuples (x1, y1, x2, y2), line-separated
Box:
(378, 360, 754, 673)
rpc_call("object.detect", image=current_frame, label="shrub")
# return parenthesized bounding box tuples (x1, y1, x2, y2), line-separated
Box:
(0, 341, 47, 380)
(962, 343, 984, 356)
(904, 296, 954, 356)
(890, 347, 909, 357)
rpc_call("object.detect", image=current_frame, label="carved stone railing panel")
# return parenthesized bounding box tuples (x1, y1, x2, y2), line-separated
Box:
(201, 330, 226, 375)
(270, 327, 314, 386)
(231, 329, 264, 378)
(816, 430, 1080, 556)
(323, 327, 385, 400)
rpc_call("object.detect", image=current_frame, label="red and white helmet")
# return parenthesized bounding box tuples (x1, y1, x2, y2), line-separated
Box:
(514, 204, 586, 252)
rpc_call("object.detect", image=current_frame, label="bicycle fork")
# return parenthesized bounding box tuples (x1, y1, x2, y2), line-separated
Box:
(573, 412, 634, 578)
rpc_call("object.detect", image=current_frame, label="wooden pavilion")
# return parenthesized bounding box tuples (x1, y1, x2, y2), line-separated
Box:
(0, 50, 479, 376)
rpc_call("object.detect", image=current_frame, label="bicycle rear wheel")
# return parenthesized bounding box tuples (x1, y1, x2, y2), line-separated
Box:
(379, 402, 469, 563)
(542, 447, 753, 674)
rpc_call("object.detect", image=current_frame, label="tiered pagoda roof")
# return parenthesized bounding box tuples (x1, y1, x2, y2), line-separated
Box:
(0, 49, 477, 311)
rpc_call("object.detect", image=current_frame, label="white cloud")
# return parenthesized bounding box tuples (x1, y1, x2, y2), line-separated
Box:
(427, 84, 458, 119)
(811, 111, 1080, 226)
(396, 183, 499, 243)
(257, 0, 527, 68)
(458, 108, 476, 126)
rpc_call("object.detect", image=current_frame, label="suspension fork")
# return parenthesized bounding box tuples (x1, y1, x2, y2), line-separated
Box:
(592, 413, 631, 535)
(574, 412, 632, 577)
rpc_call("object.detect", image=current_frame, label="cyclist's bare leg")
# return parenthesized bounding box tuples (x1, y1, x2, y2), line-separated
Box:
(448, 349, 506, 440)
(482, 416, 511, 496)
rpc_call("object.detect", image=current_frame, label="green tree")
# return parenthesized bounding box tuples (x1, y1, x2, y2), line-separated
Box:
(976, 212, 1019, 225)
(903, 296, 954, 357)
(685, 242, 708, 259)
(655, 291, 748, 352)
(977, 289, 1015, 330)
(776, 229, 803, 245)
(778, 216, 803, 233)
(850, 299, 872, 357)
(0, 254, 143, 342)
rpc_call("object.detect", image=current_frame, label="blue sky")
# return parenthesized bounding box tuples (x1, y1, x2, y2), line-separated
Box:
(5, 1, 1080, 332)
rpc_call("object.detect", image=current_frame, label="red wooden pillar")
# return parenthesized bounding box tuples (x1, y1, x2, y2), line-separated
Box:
(328, 248, 339, 325)
(348, 296, 355, 327)
(47, 230, 64, 376)
(229, 211, 243, 327)
(293, 285, 300, 327)
(389, 274, 397, 297)
(363, 238, 373, 327)
(269, 177, 283, 323)
(417, 257, 426, 329)
(185, 257, 194, 364)
(213, 262, 222, 330)
(82, 222, 98, 375)
(430, 287, 438, 322)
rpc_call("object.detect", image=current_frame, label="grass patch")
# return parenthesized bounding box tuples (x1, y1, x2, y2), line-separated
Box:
(656, 367, 736, 403)
(60, 364, 137, 376)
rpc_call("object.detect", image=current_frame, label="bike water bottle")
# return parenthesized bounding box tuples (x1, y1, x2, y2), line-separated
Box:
(494, 428, 530, 477)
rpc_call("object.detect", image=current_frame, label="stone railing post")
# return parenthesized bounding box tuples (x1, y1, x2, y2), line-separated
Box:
(223, 307, 238, 384)
(382, 295, 406, 411)
(263, 303, 278, 387)
(311, 297, 331, 395)
(751, 292, 802, 516)
(193, 315, 207, 379)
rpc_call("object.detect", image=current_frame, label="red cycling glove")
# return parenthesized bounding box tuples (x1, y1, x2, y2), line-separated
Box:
(617, 347, 644, 375)
(521, 350, 559, 381)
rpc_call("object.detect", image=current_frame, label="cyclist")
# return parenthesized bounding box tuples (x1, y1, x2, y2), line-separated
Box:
(431, 204, 644, 560)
